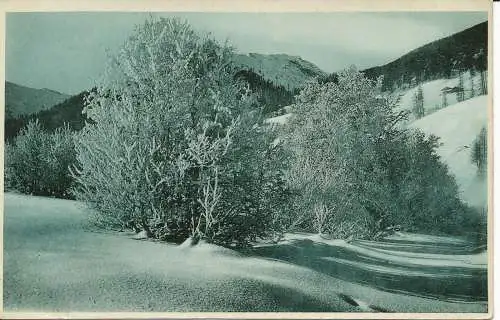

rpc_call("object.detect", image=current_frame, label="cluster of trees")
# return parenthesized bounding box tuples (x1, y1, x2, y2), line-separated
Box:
(282, 69, 478, 237)
(5, 17, 483, 247)
(234, 69, 294, 115)
(410, 63, 487, 119)
(439, 66, 487, 111)
(68, 18, 291, 247)
(5, 120, 76, 198)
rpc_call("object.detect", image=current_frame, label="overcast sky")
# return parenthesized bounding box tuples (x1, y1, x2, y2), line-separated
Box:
(6, 11, 487, 95)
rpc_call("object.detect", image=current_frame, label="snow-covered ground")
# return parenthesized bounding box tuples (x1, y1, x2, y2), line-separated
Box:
(397, 71, 485, 118)
(410, 95, 489, 208)
(263, 113, 292, 126)
(4, 193, 488, 314)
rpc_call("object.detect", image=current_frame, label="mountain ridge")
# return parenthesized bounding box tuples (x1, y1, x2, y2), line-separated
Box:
(233, 53, 327, 91)
(5, 81, 71, 119)
(362, 21, 487, 91)
(5, 21, 488, 141)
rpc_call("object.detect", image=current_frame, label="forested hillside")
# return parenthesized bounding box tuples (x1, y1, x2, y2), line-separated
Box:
(5, 90, 90, 141)
(5, 81, 70, 118)
(363, 22, 487, 92)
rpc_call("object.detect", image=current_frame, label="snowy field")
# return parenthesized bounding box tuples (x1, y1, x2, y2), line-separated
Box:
(397, 71, 484, 117)
(3, 193, 487, 314)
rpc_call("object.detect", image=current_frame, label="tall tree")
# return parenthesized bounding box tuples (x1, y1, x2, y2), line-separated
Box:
(457, 70, 465, 102)
(469, 68, 476, 99)
(474, 48, 487, 95)
(412, 84, 425, 119)
(442, 92, 448, 108)
(471, 126, 488, 177)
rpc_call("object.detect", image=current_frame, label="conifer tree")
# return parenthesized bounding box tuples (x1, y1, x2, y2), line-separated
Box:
(442, 92, 448, 108)
(412, 84, 425, 119)
(457, 71, 465, 102)
(471, 126, 488, 176)
(470, 68, 476, 99)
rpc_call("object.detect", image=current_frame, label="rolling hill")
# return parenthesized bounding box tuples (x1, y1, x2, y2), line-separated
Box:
(5, 81, 71, 119)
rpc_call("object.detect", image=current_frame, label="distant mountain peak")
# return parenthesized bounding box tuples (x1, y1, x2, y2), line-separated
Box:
(233, 53, 326, 91)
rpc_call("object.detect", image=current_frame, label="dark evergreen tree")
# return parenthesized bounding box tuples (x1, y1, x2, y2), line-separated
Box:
(470, 68, 476, 99)
(412, 84, 425, 119)
(363, 22, 487, 91)
(457, 71, 465, 102)
(471, 126, 488, 176)
(473, 48, 487, 95)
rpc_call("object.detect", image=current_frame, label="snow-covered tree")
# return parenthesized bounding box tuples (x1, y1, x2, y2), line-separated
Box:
(282, 67, 472, 238)
(6, 120, 76, 198)
(282, 67, 397, 238)
(72, 17, 266, 246)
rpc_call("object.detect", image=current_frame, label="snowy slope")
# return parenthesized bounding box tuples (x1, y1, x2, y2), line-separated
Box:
(233, 53, 326, 91)
(410, 95, 488, 209)
(263, 113, 292, 126)
(397, 71, 484, 119)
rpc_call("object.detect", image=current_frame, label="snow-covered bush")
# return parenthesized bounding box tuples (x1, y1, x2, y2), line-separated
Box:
(384, 130, 473, 235)
(282, 67, 473, 239)
(72, 17, 280, 247)
(5, 120, 76, 198)
(214, 112, 293, 245)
